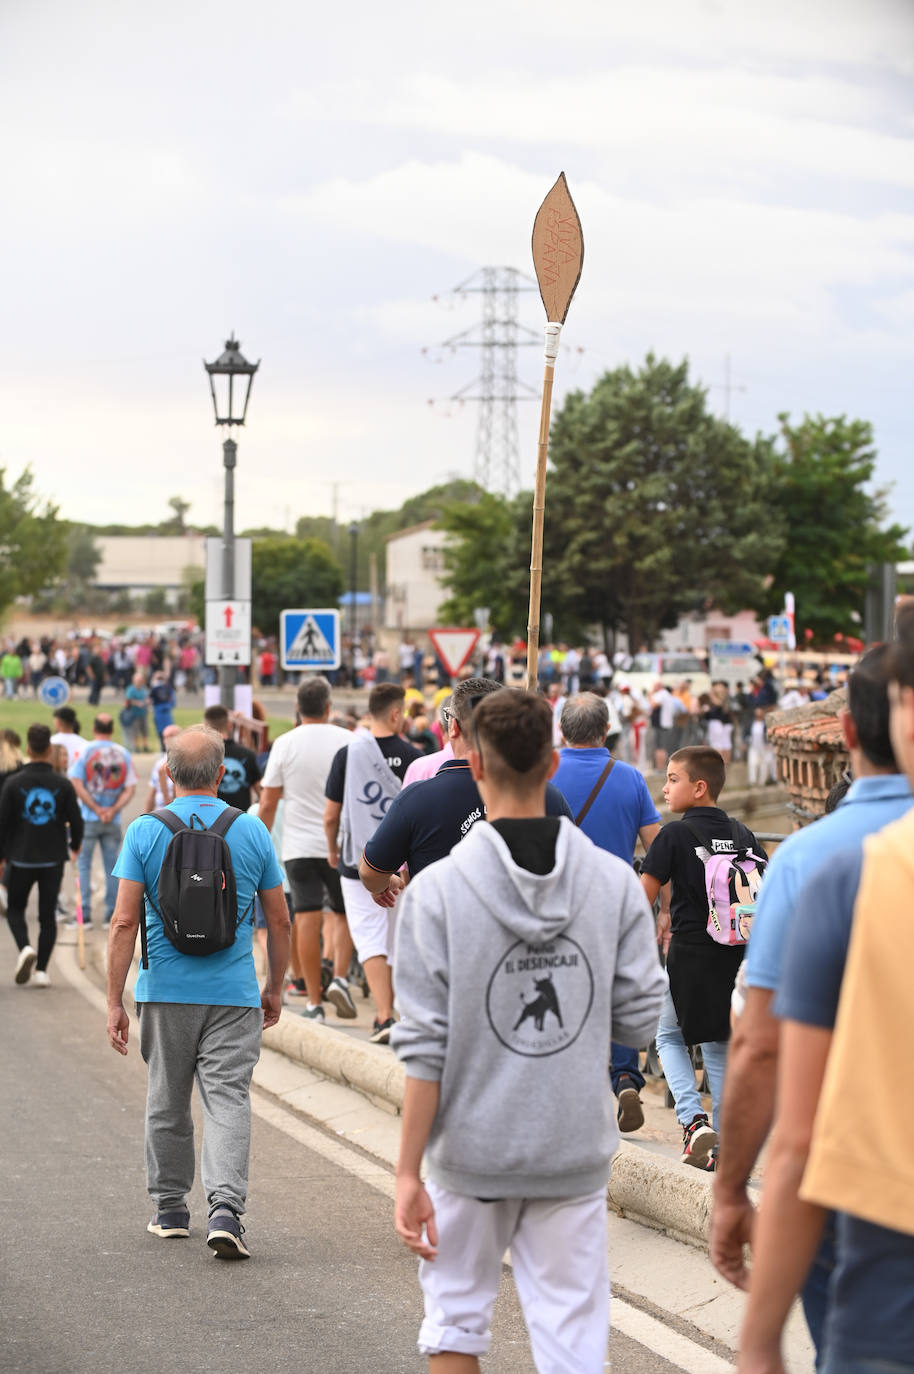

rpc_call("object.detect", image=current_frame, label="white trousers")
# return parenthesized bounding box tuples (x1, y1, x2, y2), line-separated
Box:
(339, 875, 396, 963)
(418, 1181, 609, 1373)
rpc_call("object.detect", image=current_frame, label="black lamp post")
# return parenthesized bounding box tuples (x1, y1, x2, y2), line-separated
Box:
(203, 335, 260, 708)
(348, 521, 359, 686)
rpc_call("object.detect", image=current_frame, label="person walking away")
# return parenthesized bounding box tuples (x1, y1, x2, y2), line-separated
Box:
(651, 682, 686, 769)
(50, 707, 89, 771)
(641, 746, 767, 1168)
(68, 714, 136, 930)
(106, 724, 289, 1258)
(746, 708, 770, 787)
(257, 678, 354, 1018)
(324, 683, 423, 1042)
(121, 671, 149, 752)
(710, 645, 911, 1360)
(0, 723, 83, 986)
(149, 672, 176, 749)
(706, 684, 734, 764)
(87, 641, 107, 706)
(392, 690, 666, 1372)
(552, 692, 663, 1133)
(203, 706, 262, 814)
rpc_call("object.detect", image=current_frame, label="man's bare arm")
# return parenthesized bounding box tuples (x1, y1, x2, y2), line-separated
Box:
(257, 784, 282, 833)
(711, 986, 779, 1289)
(259, 884, 291, 1029)
(323, 799, 342, 867)
(107, 879, 143, 1055)
(638, 821, 660, 855)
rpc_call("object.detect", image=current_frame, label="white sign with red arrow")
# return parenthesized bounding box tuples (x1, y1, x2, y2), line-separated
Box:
(205, 599, 252, 666)
(428, 627, 481, 679)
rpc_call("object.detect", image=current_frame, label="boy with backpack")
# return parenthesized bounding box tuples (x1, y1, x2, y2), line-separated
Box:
(641, 746, 767, 1170)
(391, 691, 666, 1371)
(106, 725, 290, 1259)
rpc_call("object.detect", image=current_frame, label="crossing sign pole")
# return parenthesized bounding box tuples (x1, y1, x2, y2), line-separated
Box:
(280, 609, 341, 671)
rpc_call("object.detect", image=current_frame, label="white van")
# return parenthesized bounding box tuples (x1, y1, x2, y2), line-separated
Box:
(620, 652, 711, 698)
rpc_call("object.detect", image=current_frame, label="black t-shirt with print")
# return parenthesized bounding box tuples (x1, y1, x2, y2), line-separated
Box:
(217, 739, 262, 814)
(325, 734, 424, 879)
(641, 806, 767, 943)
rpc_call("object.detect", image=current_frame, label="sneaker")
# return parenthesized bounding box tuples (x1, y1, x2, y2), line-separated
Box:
(705, 1145, 719, 1173)
(284, 978, 308, 1000)
(320, 957, 333, 996)
(325, 976, 357, 1019)
(0, 883, 7, 914)
(616, 1077, 644, 1134)
(299, 1003, 325, 1022)
(681, 1113, 718, 1169)
(63, 919, 94, 932)
(369, 1016, 395, 1045)
(147, 1206, 190, 1238)
(14, 946, 37, 985)
(206, 1206, 249, 1260)
(55, 898, 69, 917)
(32, 970, 51, 988)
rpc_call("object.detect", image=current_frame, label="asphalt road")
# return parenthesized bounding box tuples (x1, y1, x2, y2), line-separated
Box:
(0, 927, 699, 1374)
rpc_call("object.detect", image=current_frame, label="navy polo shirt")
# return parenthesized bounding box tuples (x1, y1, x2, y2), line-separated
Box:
(362, 758, 573, 878)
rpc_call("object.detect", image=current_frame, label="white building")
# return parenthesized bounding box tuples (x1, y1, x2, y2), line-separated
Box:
(384, 522, 450, 633)
(95, 535, 206, 604)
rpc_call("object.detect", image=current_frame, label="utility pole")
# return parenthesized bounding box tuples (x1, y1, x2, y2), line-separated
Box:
(432, 267, 540, 495)
(712, 353, 747, 421)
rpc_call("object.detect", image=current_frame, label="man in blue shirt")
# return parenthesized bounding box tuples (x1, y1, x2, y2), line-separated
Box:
(710, 644, 912, 1354)
(68, 714, 136, 930)
(552, 692, 662, 1133)
(107, 725, 289, 1260)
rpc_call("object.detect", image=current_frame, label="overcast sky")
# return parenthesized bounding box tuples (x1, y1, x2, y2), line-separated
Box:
(2, 0, 912, 536)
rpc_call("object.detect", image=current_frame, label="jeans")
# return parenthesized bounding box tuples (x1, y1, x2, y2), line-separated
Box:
(802, 1213, 837, 1366)
(78, 820, 122, 923)
(655, 987, 728, 1131)
(610, 1042, 645, 1095)
(822, 1358, 914, 1374)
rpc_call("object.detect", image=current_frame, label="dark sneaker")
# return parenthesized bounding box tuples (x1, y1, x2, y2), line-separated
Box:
(63, 919, 94, 932)
(705, 1145, 719, 1173)
(207, 1206, 249, 1259)
(147, 1206, 190, 1238)
(320, 958, 333, 996)
(285, 978, 308, 1000)
(369, 1016, 395, 1045)
(616, 1077, 644, 1134)
(326, 977, 357, 1019)
(299, 1003, 325, 1022)
(681, 1113, 718, 1169)
(14, 946, 37, 985)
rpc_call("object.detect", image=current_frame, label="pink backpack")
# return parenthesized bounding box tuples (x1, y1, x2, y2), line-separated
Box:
(683, 819, 767, 947)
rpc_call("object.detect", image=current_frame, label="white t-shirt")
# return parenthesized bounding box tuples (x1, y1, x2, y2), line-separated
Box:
(51, 732, 90, 769)
(261, 722, 354, 860)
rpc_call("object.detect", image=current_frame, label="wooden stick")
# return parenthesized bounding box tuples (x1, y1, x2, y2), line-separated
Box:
(75, 870, 86, 971)
(526, 326, 561, 691)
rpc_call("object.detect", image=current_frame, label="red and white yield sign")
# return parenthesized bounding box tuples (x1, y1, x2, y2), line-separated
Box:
(429, 627, 480, 678)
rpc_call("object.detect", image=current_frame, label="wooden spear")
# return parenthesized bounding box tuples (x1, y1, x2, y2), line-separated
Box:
(526, 172, 584, 692)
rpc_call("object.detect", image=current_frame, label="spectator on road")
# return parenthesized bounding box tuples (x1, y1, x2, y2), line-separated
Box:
(552, 692, 662, 1134)
(120, 672, 149, 752)
(68, 714, 136, 931)
(148, 671, 176, 749)
(257, 678, 354, 1019)
(1, 646, 24, 698)
(402, 697, 454, 787)
(143, 724, 181, 813)
(0, 723, 83, 987)
(324, 683, 424, 1043)
(710, 644, 912, 1363)
(204, 705, 262, 815)
(391, 690, 666, 1371)
(106, 724, 289, 1259)
(641, 747, 767, 1170)
(50, 707, 89, 771)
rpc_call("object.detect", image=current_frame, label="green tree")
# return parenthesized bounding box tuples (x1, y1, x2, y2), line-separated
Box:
(250, 537, 344, 637)
(543, 355, 784, 649)
(437, 491, 531, 639)
(755, 414, 909, 643)
(0, 468, 68, 619)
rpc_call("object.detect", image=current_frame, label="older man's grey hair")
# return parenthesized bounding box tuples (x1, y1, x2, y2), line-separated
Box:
(297, 675, 331, 720)
(438, 694, 453, 730)
(166, 725, 225, 790)
(560, 693, 609, 746)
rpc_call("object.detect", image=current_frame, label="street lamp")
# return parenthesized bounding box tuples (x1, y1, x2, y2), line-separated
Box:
(348, 521, 359, 686)
(203, 335, 260, 707)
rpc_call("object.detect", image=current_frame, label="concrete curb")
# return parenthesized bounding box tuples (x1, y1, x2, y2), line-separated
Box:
(90, 937, 719, 1249)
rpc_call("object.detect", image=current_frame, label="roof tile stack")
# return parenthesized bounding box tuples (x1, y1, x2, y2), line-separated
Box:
(767, 689, 849, 828)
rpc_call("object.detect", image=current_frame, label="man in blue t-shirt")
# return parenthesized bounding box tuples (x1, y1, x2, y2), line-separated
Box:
(711, 644, 912, 1356)
(107, 725, 289, 1261)
(552, 692, 662, 1134)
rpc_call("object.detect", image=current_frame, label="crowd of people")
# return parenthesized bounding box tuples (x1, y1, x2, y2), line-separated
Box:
(2, 624, 908, 1373)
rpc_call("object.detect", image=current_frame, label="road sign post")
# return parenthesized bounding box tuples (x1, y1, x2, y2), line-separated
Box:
(280, 609, 341, 671)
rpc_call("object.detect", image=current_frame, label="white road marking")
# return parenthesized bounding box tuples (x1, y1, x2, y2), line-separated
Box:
(60, 943, 735, 1374)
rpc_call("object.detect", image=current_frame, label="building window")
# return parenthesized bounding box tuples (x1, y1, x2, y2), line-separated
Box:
(421, 546, 445, 572)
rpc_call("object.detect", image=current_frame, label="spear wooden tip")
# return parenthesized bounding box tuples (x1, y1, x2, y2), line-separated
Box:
(531, 172, 584, 324)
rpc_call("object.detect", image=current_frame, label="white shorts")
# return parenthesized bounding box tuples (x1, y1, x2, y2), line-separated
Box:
(707, 720, 733, 752)
(339, 875, 396, 964)
(418, 1181, 609, 1372)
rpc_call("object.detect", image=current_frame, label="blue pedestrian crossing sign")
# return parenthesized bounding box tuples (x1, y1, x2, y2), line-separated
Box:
(280, 608, 341, 670)
(767, 614, 791, 643)
(38, 676, 70, 708)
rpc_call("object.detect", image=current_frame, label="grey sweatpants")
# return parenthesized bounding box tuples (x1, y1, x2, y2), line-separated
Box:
(138, 1002, 263, 1215)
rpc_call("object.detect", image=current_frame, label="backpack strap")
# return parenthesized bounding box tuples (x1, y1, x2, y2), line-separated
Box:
(681, 819, 710, 849)
(207, 806, 242, 839)
(574, 758, 615, 827)
(152, 807, 188, 835)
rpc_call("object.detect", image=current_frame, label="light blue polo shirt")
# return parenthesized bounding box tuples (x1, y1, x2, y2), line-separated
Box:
(745, 774, 913, 991)
(113, 794, 284, 1007)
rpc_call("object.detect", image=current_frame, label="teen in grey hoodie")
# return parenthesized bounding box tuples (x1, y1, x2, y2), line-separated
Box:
(392, 815, 665, 1199)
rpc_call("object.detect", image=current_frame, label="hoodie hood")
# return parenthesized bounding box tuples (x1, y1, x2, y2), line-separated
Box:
(449, 817, 599, 945)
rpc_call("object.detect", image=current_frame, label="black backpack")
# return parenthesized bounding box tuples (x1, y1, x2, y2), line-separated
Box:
(140, 807, 251, 968)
